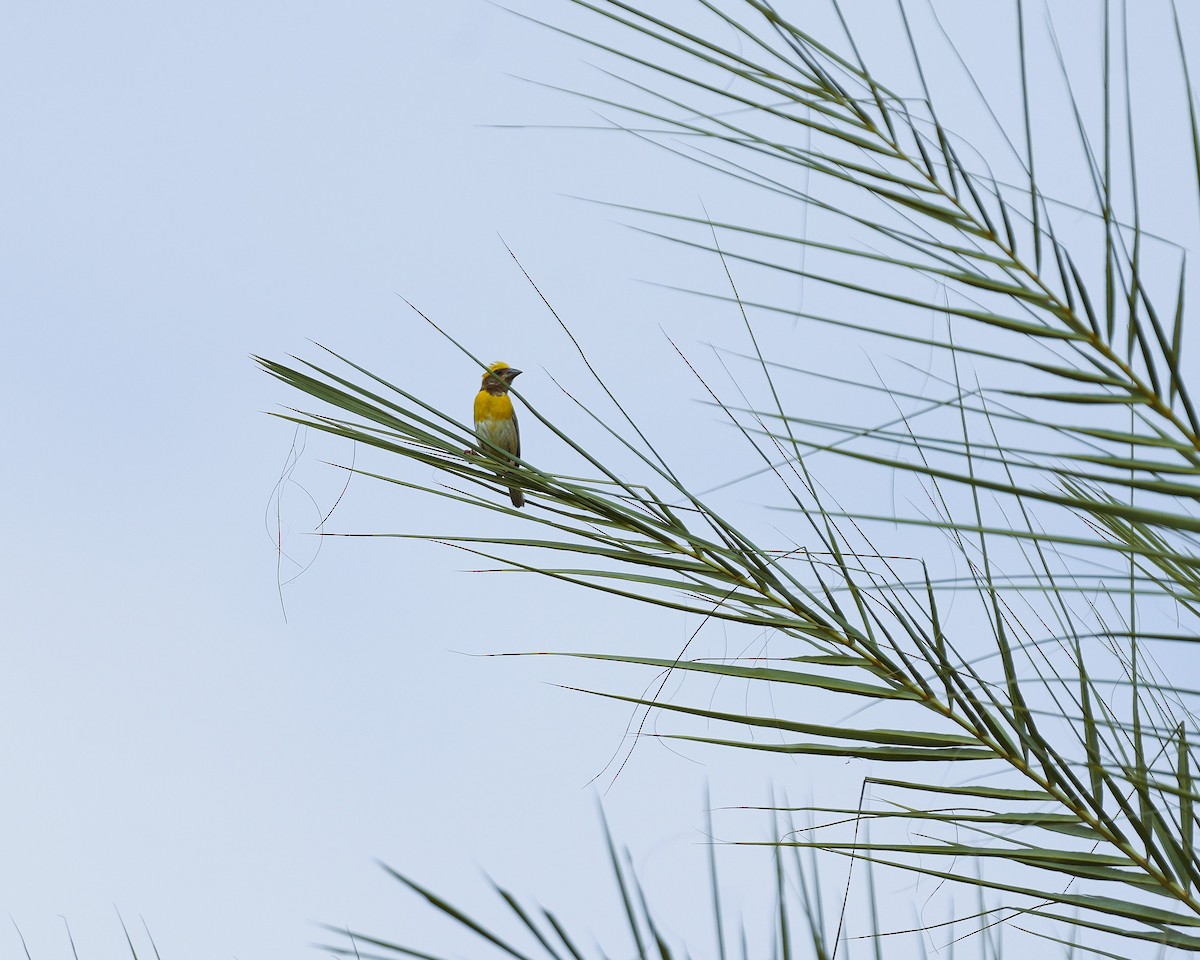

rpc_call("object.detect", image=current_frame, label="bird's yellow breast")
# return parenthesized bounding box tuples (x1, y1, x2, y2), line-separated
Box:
(474, 389, 520, 457)
(474, 390, 515, 423)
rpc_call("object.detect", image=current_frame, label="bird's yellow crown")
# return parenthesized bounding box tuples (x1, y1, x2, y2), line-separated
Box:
(483, 361, 510, 380)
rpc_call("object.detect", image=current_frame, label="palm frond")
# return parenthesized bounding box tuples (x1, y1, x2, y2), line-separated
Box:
(265, 0, 1200, 954)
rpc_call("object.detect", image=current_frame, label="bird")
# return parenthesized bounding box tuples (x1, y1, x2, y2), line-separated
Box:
(473, 361, 525, 507)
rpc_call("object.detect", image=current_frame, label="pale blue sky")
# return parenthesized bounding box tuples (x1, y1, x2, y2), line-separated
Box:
(2, 1, 1197, 957)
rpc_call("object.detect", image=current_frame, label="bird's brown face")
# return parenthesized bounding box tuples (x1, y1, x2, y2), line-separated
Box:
(483, 367, 522, 394)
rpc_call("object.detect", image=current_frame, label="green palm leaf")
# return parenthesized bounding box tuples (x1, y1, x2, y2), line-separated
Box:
(265, 0, 1200, 954)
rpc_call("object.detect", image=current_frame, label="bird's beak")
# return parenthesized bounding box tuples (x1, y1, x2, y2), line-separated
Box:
(506, 368, 523, 379)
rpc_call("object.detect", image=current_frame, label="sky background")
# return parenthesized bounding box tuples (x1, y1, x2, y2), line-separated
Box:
(2, 1, 1198, 957)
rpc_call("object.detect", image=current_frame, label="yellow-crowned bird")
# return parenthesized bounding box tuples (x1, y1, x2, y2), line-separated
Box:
(473, 361, 524, 507)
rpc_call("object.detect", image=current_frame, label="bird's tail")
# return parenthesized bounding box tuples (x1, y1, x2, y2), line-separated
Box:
(509, 487, 525, 508)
